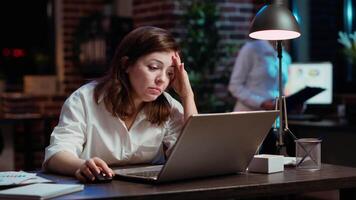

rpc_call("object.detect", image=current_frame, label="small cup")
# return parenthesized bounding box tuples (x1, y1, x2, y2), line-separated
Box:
(295, 138, 322, 170)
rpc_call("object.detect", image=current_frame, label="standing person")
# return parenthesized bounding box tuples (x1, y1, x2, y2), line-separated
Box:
(228, 40, 291, 154)
(228, 40, 291, 111)
(42, 26, 198, 182)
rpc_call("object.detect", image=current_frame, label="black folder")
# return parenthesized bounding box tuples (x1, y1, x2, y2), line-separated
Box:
(286, 86, 325, 111)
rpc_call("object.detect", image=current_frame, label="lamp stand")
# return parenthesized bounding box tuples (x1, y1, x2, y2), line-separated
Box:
(273, 40, 297, 154)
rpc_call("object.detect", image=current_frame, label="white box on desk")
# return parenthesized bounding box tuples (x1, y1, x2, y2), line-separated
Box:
(248, 154, 284, 173)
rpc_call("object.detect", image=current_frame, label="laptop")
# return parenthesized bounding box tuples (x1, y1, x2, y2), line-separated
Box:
(114, 110, 278, 183)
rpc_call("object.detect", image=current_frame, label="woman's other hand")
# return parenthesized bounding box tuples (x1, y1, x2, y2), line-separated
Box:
(261, 99, 276, 110)
(171, 52, 198, 121)
(171, 52, 194, 99)
(74, 157, 114, 182)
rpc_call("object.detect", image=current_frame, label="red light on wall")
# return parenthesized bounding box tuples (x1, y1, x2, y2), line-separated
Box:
(13, 48, 26, 58)
(2, 48, 26, 58)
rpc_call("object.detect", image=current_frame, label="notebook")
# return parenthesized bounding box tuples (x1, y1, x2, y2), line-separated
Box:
(114, 110, 278, 183)
(0, 183, 84, 200)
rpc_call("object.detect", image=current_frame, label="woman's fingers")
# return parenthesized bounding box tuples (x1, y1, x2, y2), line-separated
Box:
(172, 57, 184, 74)
(86, 159, 101, 175)
(74, 169, 87, 182)
(74, 165, 94, 182)
(170, 52, 192, 98)
(172, 56, 180, 69)
(75, 157, 114, 182)
(174, 52, 181, 64)
(81, 165, 96, 181)
(93, 158, 114, 177)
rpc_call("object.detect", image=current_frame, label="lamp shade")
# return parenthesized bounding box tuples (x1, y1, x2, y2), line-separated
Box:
(249, 2, 301, 40)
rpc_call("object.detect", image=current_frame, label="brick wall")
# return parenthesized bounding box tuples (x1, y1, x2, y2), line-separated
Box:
(57, 0, 106, 94)
(133, 0, 261, 53)
(133, 0, 178, 30)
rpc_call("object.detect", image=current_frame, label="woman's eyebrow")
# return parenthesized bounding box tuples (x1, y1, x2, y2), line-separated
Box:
(149, 59, 164, 64)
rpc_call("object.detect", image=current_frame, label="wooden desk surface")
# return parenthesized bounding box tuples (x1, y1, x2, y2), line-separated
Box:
(39, 164, 356, 200)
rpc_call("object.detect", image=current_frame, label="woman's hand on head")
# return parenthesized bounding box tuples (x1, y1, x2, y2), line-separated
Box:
(74, 157, 114, 183)
(171, 52, 194, 99)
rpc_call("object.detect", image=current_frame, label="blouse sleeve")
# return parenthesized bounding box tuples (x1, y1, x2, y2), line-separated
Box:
(42, 91, 87, 167)
(162, 93, 184, 156)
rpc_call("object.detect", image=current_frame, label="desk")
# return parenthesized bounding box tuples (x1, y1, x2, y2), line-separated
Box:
(36, 164, 356, 200)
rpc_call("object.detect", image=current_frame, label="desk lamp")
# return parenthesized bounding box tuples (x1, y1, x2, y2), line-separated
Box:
(249, 0, 301, 150)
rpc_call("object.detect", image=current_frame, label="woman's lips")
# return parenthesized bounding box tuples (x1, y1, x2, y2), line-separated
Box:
(147, 87, 161, 95)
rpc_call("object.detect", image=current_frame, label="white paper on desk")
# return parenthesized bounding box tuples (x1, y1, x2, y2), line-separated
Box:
(0, 171, 53, 187)
(21, 176, 53, 184)
(0, 183, 84, 200)
(284, 157, 297, 166)
(0, 171, 37, 186)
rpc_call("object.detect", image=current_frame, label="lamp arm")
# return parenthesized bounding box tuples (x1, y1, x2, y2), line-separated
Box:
(277, 40, 284, 146)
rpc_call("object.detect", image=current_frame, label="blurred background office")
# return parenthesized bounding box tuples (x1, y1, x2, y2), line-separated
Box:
(0, 0, 356, 174)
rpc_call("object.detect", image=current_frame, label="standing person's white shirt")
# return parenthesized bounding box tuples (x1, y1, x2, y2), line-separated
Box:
(43, 82, 184, 167)
(228, 40, 291, 111)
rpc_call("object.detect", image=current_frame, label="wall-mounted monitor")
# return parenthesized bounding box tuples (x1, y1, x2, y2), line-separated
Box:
(284, 62, 333, 105)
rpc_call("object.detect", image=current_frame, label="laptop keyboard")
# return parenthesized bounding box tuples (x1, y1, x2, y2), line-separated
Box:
(127, 170, 160, 178)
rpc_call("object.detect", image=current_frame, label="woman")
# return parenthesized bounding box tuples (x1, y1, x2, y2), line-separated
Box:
(43, 26, 197, 182)
(228, 40, 291, 111)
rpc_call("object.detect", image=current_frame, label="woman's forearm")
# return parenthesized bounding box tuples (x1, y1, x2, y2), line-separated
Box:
(181, 92, 198, 122)
(45, 151, 85, 176)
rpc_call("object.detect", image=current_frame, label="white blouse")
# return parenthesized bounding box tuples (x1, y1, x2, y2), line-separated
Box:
(43, 82, 184, 167)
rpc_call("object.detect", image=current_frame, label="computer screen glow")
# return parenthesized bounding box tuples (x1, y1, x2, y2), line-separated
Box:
(284, 62, 333, 104)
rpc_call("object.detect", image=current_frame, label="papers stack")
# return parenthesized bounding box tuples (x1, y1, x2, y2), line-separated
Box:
(0, 183, 84, 200)
(0, 171, 52, 188)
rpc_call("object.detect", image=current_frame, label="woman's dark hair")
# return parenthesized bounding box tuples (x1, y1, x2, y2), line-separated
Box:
(94, 26, 180, 125)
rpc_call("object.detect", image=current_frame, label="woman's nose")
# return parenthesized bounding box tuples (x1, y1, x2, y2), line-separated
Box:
(155, 73, 169, 84)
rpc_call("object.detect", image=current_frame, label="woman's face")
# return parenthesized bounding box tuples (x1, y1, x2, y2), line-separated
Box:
(126, 51, 175, 105)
